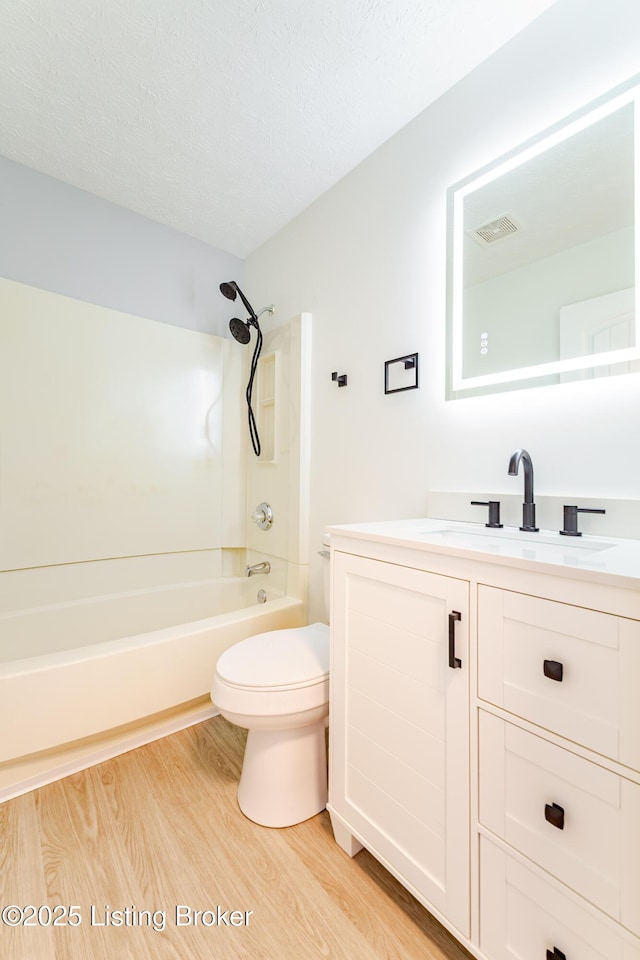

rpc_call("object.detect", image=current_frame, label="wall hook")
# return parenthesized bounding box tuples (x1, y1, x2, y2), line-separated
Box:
(331, 371, 348, 387)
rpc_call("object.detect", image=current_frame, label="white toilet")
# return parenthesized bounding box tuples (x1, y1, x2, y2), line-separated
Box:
(211, 540, 330, 828)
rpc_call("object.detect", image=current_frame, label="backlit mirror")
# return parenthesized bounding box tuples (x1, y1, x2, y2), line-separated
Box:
(446, 76, 640, 399)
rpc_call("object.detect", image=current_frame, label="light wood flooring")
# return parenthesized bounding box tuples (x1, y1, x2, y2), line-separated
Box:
(1, 716, 472, 960)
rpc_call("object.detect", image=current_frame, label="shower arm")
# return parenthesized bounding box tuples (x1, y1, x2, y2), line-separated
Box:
(253, 305, 275, 324)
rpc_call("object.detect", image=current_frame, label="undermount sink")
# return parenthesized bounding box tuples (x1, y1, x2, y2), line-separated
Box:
(420, 526, 615, 553)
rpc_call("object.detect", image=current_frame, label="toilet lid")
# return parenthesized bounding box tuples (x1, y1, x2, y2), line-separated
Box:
(216, 622, 329, 690)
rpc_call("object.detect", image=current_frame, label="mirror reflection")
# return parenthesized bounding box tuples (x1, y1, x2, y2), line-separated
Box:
(447, 79, 640, 398)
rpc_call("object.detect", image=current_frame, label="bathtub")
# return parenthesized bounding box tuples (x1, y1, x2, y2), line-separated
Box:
(0, 572, 304, 764)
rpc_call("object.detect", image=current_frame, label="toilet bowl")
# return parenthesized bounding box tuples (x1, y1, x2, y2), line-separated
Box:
(211, 539, 331, 828)
(212, 622, 330, 827)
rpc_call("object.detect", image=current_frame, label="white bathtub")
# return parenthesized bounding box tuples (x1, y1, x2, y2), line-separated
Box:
(0, 574, 304, 764)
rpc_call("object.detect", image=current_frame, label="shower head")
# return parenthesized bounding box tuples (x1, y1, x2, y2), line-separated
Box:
(229, 317, 251, 344)
(219, 280, 257, 320)
(220, 281, 237, 301)
(221, 281, 264, 345)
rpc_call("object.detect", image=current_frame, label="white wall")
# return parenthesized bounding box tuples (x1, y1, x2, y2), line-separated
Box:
(244, 0, 640, 618)
(0, 155, 242, 336)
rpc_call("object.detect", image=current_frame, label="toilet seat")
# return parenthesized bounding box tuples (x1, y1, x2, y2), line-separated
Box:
(212, 622, 330, 718)
(215, 622, 329, 692)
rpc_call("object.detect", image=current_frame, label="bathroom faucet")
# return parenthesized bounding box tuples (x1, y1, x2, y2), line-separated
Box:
(508, 448, 539, 532)
(245, 561, 271, 577)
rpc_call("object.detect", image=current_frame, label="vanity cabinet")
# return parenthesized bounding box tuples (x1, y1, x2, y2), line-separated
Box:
(328, 523, 640, 960)
(328, 550, 470, 936)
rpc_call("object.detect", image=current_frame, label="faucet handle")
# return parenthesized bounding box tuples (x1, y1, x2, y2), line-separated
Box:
(251, 501, 273, 530)
(559, 505, 606, 537)
(471, 500, 503, 528)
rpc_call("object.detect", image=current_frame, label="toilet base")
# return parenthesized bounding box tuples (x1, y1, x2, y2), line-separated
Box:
(237, 719, 327, 828)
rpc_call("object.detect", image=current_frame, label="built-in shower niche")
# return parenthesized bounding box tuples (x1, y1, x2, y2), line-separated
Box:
(257, 351, 276, 462)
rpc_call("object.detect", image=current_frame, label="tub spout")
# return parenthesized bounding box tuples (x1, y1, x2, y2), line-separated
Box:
(245, 561, 271, 577)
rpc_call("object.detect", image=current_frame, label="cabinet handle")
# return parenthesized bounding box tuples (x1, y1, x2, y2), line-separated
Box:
(546, 949, 567, 960)
(544, 802, 565, 830)
(448, 611, 462, 669)
(543, 659, 563, 682)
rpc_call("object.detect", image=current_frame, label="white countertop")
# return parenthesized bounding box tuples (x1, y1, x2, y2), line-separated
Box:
(327, 517, 640, 587)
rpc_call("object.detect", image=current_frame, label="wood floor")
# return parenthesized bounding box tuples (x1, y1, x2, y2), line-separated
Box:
(1, 716, 472, 960)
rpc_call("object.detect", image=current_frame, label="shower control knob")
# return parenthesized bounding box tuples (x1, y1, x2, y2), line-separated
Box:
(251, 502, 273, 530)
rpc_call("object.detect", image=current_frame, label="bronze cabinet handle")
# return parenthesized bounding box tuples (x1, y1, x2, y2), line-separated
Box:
(543, 659, 563, 682)
(545, 802, 565, 830)
(448, 611, 462, 669)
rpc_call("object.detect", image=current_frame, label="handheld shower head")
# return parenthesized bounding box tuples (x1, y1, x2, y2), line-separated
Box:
(220, 281, 237, 301)
(219, 280, 257, 320)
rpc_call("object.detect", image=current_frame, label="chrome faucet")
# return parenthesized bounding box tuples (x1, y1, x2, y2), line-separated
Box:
(508, 448, 539, 532)
(245, 560, 271, 577)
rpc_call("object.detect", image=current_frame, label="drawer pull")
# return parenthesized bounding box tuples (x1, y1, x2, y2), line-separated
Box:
(543, 659, 563, 682)
(545, 802, 565, 830)
(546, 949, 567, 960)
(448, 611, 462, 669)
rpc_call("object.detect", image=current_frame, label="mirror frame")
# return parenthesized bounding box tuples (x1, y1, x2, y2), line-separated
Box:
(446, 74, 640, 400)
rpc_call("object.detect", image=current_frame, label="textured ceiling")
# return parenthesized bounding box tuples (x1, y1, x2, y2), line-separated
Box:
(0, 0, 557, 257)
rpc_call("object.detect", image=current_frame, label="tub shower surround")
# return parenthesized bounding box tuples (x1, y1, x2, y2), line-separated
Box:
(0, 278, 311, 786)
(0, 277, 235, 570)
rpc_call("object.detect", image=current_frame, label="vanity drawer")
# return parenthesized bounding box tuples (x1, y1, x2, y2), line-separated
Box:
(480, 836, 640, 960)
(477, 585, 640, 768)
(479, 711, 640, 936)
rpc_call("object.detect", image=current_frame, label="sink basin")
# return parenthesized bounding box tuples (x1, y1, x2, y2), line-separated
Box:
(420, 526, 615, 553)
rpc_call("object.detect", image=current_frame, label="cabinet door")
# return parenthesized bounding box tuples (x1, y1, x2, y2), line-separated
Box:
(329, 552, 469, 935)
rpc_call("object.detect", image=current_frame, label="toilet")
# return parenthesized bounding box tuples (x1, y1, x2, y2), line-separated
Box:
(211, 539, 330, 828)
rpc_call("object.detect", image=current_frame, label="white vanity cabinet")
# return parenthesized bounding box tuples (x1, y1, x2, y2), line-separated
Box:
(328, 549, 470, 937)
(327, 521, 640, 960)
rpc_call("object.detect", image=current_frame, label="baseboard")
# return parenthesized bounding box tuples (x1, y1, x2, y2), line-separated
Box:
(0, 698, 220, 803)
